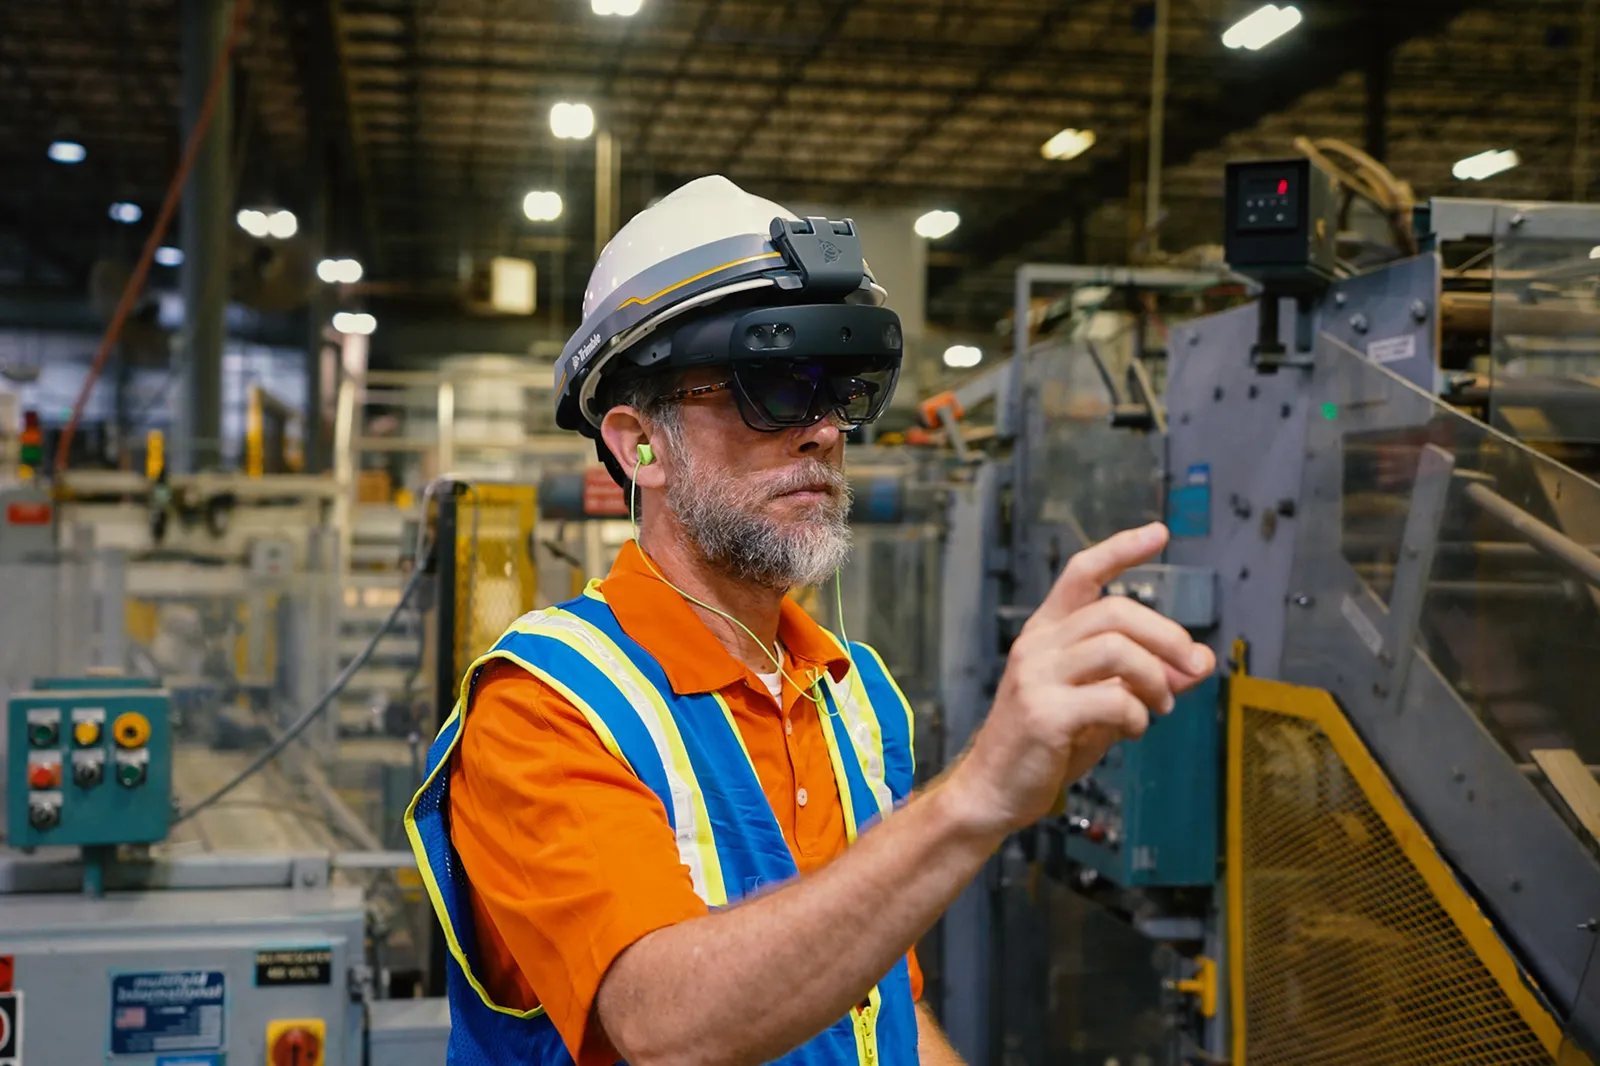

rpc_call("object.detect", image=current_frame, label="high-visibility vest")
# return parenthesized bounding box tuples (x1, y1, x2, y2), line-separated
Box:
(406, 583, 920, 1066)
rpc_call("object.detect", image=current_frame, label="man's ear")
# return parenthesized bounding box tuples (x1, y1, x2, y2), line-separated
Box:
(600, 406, 667, 488)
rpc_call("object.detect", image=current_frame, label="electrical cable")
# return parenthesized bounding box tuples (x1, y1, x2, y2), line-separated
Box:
(173, 559, 426, 824)
(53, 0, 254, 474)
(626, 449, 857, 714)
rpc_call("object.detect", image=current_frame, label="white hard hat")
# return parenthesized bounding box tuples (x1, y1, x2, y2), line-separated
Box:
(555, 175, 889, 433)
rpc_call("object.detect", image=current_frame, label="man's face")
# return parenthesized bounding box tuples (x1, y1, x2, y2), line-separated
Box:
(654, 367, 854, 590)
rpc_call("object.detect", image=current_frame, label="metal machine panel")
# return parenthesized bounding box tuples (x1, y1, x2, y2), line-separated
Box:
(0, 886, 365, 1066)
(1318, 253, 1442, 395)
(6, 686, 172, 848)
(367, 998, 450, 1066)
(1065, 675, 1221, 887)
(1278, 332, 1600, 1041)
(1165, 302, 1313, 679)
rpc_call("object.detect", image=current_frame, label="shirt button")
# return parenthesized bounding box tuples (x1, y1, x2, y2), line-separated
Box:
(797, 787, 809, 807)
(785, 718, 793, 736)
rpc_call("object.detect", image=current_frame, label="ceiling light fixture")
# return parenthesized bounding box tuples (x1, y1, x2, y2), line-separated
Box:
(1452, 149, 1520, 181)
(914, 210, 960, 240)
(1221, 4, 1303, 51)
(332, 312, 377, 336)
(266, 209, 298, 239)
(108, 202, 142, 224)
(236, 209, 270, 238)
(943, 345, 983, 369)
(154, 247, 184, 267)
(317, 258, 364, 284)
(48, 141, 87, 164)
(592, 0, 643, 14)
(1041, 128, 1096, 161)
(523, 190, 564, 222)
(550, 102, 596, 140)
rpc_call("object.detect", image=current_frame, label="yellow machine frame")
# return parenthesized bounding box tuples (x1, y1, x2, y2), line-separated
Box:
(1226, 651, 1575, 1064)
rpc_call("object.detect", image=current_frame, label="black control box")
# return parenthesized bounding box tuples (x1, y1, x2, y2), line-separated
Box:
(1224, 157, 1339, 291)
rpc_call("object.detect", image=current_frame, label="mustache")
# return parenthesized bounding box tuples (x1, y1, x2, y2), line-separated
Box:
(757, 460, 850, 502)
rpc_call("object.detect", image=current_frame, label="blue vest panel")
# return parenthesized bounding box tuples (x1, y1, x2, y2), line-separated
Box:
(406, 588, 920, 1066)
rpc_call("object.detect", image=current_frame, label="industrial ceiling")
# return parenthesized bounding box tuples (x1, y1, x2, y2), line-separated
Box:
(2, 0, 1594, 335)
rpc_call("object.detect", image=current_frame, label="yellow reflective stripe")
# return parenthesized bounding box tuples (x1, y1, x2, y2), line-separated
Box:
(518, 609, 729, 907)
(858, 642, 916, 768)
(404, 698, 544, 1020)
(818, 691, 861, 843)
(710, 691, 756, 769)
(615, 251, 783, 310)
(829, 674, 892, 819)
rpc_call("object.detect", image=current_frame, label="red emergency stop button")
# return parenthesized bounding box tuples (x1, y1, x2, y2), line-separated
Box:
(267, 1020, 326, 1066)
(28, 760, 60, 789)
(1085, 821, 1107, 844)
(271, 1027, 322, 1066)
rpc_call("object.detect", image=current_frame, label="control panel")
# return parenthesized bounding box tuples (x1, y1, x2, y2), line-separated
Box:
(1223, 157, 1339, 290)
(1058, 565, 1221, 887)
(6, 679, 172, 848)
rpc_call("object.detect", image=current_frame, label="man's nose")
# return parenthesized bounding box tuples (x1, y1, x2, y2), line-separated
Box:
(793, 413, 843, 455)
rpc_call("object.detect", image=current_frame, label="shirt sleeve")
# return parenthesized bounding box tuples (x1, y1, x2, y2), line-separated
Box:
(450, 658, 709, 1066)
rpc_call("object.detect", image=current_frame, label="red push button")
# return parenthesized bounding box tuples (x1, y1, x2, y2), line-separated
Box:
(28, 761, 60, 789)
(267, 1020, 326, 1066)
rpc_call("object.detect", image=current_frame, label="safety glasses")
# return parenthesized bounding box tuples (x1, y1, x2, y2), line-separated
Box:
(664, 356, 899, 432)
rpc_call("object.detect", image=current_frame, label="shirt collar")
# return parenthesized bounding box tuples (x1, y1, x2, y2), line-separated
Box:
(598, 540, 853, 697)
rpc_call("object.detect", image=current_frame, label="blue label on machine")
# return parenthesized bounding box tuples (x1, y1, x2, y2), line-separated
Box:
(109, 971, 226, 1056)
(1167, 464, 1212, 537)
(156, 1057, 224, 1066)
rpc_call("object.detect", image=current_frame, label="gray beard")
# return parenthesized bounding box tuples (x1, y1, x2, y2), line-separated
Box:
(666, 454, 853, 591)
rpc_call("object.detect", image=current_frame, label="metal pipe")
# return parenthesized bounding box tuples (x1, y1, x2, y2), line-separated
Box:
(1464, 481, 1600, 589)
(1578, 0, 1598, 201)
(595, 129, 619, 261)
(1144, 0, 1169, 252)
(177, 0, 234, 473)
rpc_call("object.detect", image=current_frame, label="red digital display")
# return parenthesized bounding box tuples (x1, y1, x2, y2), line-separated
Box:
(1277, 179, 1289, 195)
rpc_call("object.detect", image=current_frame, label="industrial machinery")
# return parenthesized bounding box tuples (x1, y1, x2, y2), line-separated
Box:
(933, 167, 1600, 1065)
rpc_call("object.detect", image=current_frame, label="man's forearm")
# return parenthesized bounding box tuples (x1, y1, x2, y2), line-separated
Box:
(596, 779, 998, 1066)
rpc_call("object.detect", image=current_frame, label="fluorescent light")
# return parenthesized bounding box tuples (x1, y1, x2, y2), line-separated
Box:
(943, 344, 983, 369)
(317, 258, 364, 284)
(523, 190, 564, 222)
(154, 246, 184, 267)
(48, 141, 86, 164)
(593, 0, 642, 13)
(1222, 4, 1303, 51)
(108, 202, 142, 224)
(550, 102, 596, 140)
(332, 312, 377, 336)
(914, 210, 960, 240)
(1041, 128, 1096, 161)
(237, 209, 271, 238)
(267, 209, 298, 239)
(1452, 149, 1520, 182)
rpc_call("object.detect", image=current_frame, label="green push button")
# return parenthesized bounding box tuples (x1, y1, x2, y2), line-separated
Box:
(28, 721, 59, 748)
(116, 761, 147, 788)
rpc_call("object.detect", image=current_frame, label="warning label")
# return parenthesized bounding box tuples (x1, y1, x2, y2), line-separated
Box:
(255, 947, 333, 987)
(110, 971, 225, 1056)
(0, 991, 21, 1066)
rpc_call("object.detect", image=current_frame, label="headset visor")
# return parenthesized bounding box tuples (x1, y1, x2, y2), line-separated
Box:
(730, 355, 899, 432)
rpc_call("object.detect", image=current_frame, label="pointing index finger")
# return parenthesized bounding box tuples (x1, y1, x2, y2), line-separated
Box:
(1037, 523, 1169, 621)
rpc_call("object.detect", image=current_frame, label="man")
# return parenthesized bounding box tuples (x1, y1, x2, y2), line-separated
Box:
(407, 176, 1215, 1066)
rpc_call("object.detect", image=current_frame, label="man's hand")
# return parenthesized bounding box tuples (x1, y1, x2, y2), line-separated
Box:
(945, 522, 1216, 836)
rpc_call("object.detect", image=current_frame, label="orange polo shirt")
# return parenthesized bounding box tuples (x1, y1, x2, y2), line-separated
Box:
(449, 541, 922, 1066)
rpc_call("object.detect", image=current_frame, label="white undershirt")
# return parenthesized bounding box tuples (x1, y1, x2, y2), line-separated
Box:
(756, 642, 785, 702)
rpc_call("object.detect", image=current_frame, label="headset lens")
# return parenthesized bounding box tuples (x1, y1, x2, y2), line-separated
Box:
(732, 358, 898, 431)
